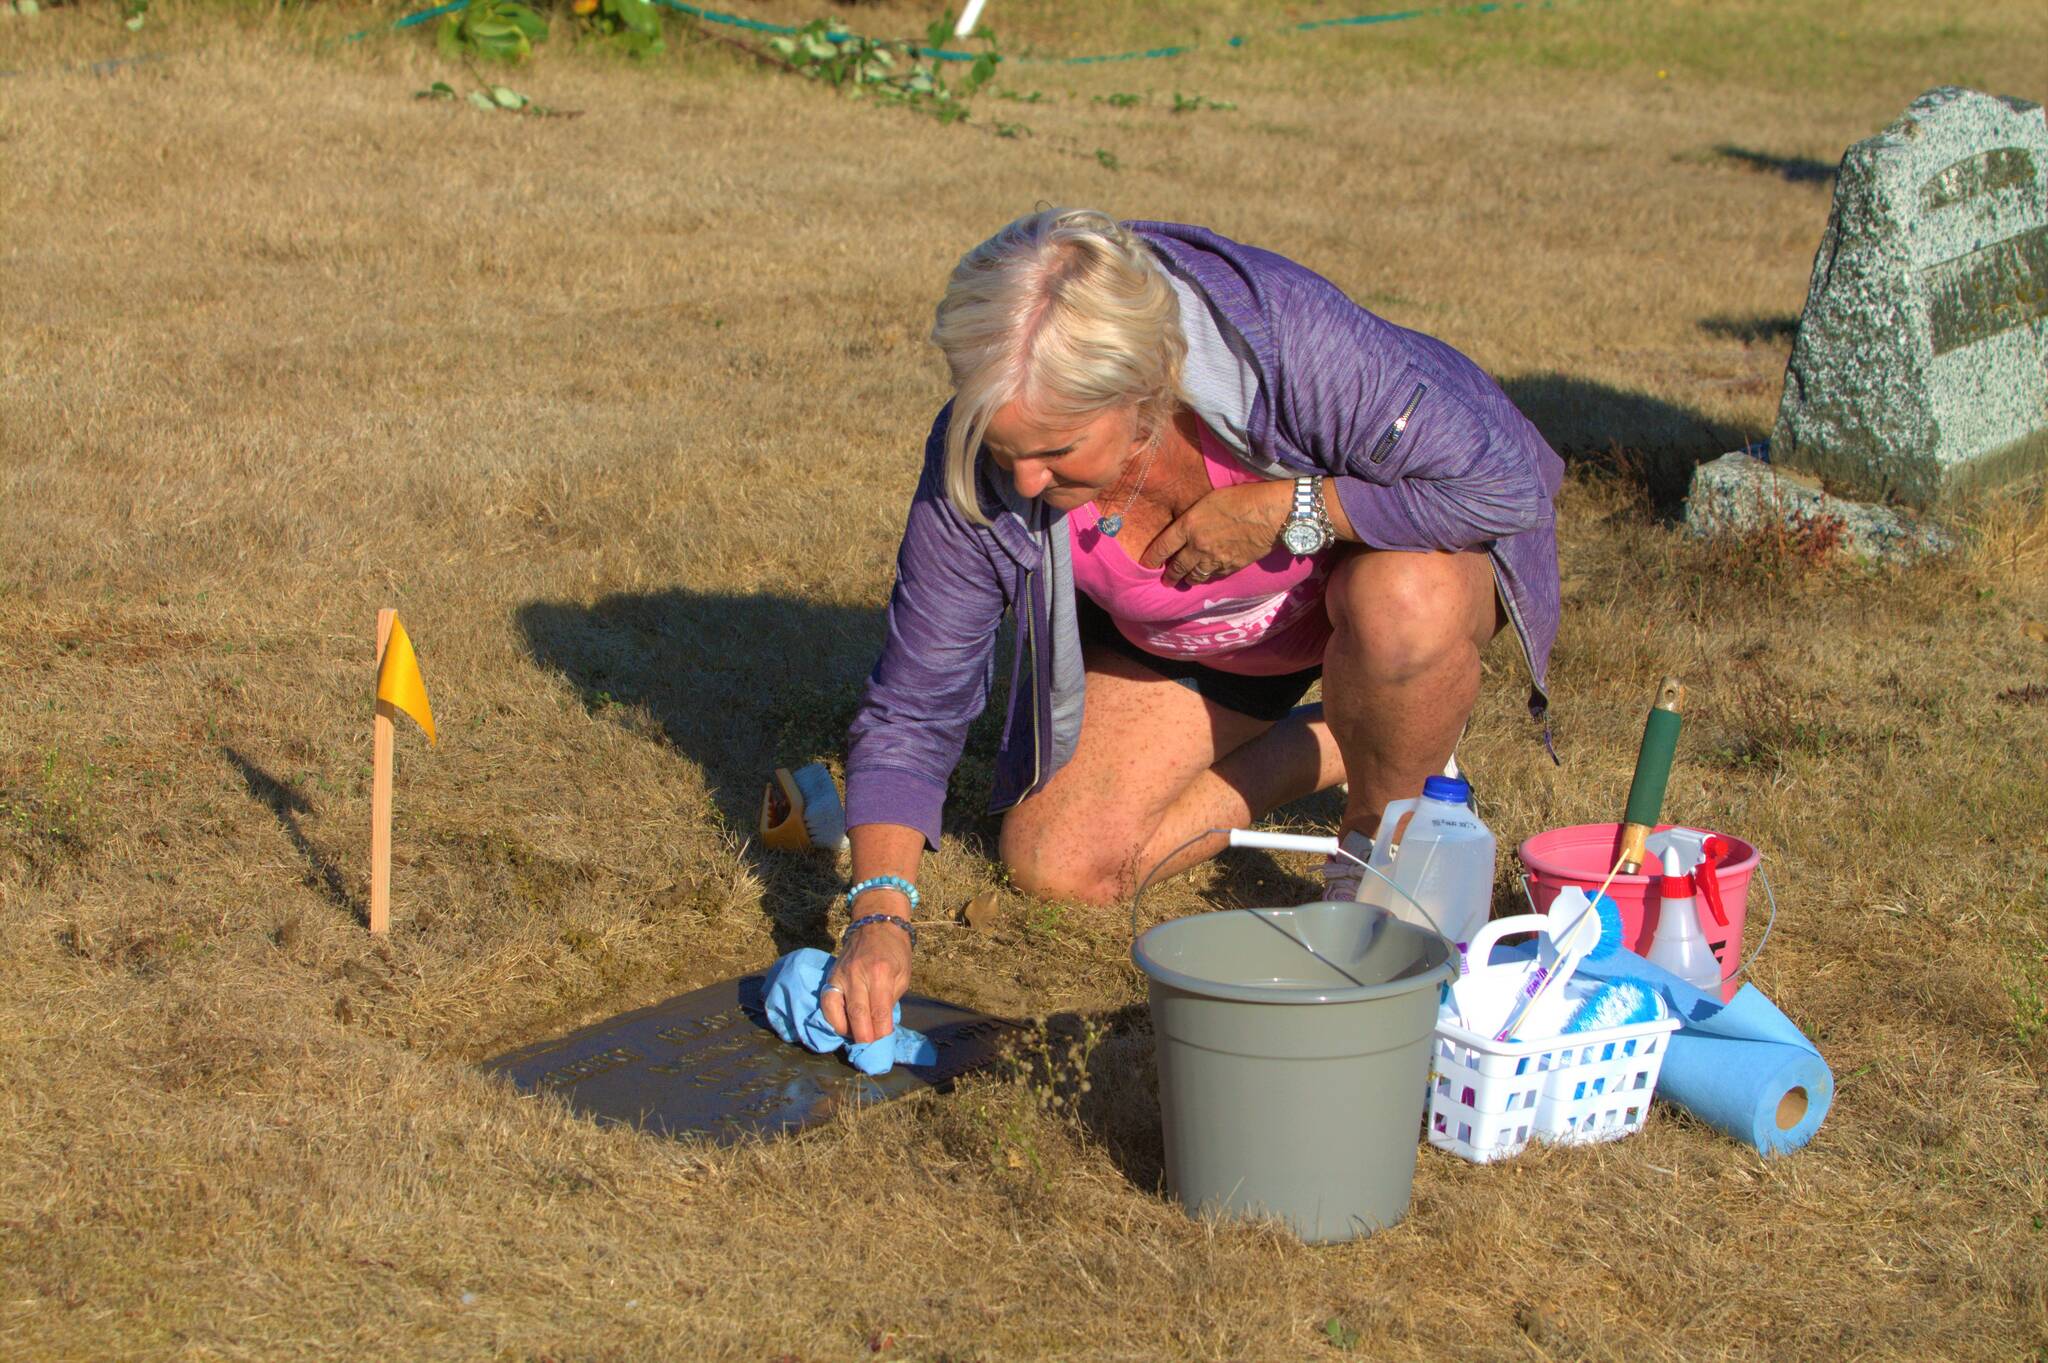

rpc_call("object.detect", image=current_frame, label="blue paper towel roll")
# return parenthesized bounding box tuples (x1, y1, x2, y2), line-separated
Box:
(1582, 950, 1832, 1155)
(1493, 943, 1833, 1155)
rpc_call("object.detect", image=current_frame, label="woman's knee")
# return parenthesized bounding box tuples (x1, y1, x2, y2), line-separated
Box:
(1326, 552, 1492, 685)
(999, 806, 1134, 906)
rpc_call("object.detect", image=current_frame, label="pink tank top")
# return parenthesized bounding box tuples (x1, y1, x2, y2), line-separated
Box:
(1068, 423, 1333, 676)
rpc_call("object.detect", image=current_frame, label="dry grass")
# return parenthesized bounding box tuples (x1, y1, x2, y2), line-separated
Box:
(4, 1, 2048, 1358)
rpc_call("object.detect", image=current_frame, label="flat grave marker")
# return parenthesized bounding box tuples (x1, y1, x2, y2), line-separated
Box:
(484, 974, 1016, 1143)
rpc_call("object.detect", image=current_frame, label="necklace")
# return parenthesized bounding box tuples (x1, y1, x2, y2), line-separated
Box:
(1096, 439, 1160, 539)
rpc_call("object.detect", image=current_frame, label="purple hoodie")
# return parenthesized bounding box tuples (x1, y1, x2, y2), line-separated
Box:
(847, 223, 1564, 848)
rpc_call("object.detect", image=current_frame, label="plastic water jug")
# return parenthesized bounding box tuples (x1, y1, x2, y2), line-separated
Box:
(1358, 775, 1496, 951)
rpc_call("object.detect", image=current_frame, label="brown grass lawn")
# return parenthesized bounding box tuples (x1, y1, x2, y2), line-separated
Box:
(3, 0, 2047, 1357)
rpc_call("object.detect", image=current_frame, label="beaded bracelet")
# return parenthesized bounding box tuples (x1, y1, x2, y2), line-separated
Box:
(846, 875, 920, 916)
(844, 875, 919, 952)
(842, 913, 917, 952)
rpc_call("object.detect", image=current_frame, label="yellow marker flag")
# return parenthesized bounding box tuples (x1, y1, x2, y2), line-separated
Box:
(375, 614, 436, 745)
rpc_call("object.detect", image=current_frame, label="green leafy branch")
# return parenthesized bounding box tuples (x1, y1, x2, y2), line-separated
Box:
(416, 65, 580, 118)
(571, 0, 664, 60)
(4, 0, 142, 23)
(436, 0, 549, 63)
(760, 10, 1001, 126)
(1094, 90, 1237, 112)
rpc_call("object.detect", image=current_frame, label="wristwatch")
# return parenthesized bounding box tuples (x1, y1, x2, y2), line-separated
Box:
(1279, 476, 1335, 556)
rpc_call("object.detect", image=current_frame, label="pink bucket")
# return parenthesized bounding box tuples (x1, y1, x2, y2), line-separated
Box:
(1517, 823, 1757, 1003)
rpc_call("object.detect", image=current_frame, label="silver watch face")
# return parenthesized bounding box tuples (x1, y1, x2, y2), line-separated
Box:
(1281, 519, 1324, 556)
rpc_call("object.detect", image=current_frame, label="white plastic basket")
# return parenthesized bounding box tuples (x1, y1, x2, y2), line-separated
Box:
(1427, 1011, 1681, 1164)
(1427, 905, 1682, 1164)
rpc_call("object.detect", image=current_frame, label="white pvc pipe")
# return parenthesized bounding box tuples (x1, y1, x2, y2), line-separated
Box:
(953, 0, 989, 39)
(1226, 829, 1341, 855)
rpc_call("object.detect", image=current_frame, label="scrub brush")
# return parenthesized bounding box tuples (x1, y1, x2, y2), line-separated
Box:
(759, 763, 850, 852)
(1495, 890, 1623, 1042)
(1564, 977, 1668, 1033)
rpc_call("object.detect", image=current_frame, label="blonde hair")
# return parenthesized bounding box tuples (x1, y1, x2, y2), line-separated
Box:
(930, 208, 1186, 525)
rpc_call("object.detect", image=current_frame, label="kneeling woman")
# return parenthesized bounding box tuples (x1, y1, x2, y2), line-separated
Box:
(821, 209, 1563, 1046)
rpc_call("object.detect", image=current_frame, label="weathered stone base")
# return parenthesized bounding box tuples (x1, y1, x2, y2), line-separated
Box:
(1684, 451, 1959, 565)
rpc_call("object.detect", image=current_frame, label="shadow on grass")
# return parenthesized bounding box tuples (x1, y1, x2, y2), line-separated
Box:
(1032, 1003, 1168, 1194)
(516, 589, 885, 815)
(221, 746, 364, 922)
(1712, 144, 1837, 184)
(1700, 314, 1801, 345)
(517, 589, 899, 951)
(1501, 373, 1751, 516)
(1204, 844, 1330, 909)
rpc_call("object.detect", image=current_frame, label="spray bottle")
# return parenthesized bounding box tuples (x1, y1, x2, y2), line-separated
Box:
(1645, 846, 1722, 992)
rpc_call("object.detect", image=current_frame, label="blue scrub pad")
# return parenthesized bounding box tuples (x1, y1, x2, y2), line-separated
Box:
(761, 947, 938, 1077)
(1564, 978, 1667, 1032)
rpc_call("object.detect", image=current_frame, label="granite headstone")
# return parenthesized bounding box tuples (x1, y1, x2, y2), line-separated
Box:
(1772, 86, 2048, 506)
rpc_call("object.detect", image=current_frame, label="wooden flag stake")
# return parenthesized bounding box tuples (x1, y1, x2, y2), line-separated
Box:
(370, 608, 396, 934)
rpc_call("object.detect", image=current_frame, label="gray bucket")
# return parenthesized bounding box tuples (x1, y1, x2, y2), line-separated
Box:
(1131, 900, 1455, 1244)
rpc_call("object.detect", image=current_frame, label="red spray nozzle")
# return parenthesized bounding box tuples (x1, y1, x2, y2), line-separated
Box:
(1696, 836, 1731, 927)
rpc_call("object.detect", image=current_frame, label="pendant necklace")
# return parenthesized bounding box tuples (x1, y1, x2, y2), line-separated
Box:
(1096, 439, 1160, 539)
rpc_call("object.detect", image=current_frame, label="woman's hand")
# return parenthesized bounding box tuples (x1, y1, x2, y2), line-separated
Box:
(1141, 479, 1294, 585)
(819, 918, 913, 1045)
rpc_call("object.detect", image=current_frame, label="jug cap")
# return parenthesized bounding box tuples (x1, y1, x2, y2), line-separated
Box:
(1422, 774, 1471, 804)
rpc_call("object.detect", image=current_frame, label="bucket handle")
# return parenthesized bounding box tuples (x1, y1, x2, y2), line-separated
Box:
(1126, 828, 1378, 983)
(1517, 864, 1780, 987)
(1727, 863, 1778, 986)
(1126, 827, 1445, 982)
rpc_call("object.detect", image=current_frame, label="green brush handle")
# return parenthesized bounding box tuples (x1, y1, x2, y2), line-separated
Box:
(1623, 707, 1683, 828)
(1616, 676, 1686, 872)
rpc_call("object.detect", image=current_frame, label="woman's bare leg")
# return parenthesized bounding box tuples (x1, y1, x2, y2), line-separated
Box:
(1000, 549, 1503, 904)
(1320, 548, 1505, 842)
(999, 648, 1341, 904)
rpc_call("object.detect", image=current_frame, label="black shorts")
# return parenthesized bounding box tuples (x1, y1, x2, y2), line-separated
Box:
(1075, 592, 1322, 723)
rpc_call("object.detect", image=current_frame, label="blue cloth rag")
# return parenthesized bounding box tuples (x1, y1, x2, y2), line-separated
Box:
(1493, 943, 1833, 1156)
(760, 947, 938, 1077)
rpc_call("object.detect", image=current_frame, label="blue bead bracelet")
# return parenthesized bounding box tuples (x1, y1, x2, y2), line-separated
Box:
(842, 913, 917, 951)
(844, 876, 919, 951)
(846, 875, 919, 915)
